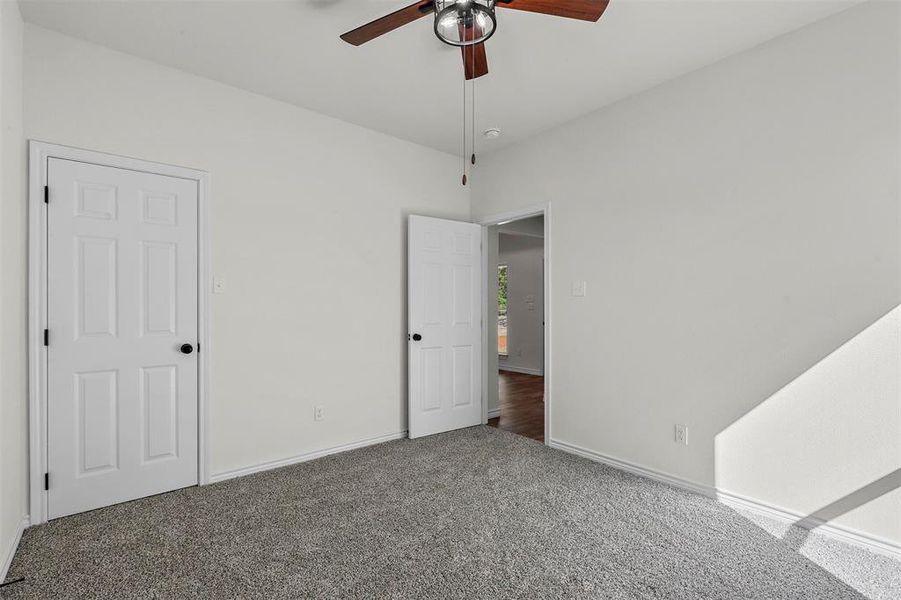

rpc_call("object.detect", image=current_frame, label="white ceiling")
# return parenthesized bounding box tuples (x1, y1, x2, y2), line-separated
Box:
(19, 0, 863, 155)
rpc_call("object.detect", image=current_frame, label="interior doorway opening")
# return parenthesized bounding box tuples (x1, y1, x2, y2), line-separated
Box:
(482, 213, 547, 442)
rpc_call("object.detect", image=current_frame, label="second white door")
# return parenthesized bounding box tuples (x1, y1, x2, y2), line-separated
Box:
(47, 157, 199, 519)
(408, 215, 482, 438)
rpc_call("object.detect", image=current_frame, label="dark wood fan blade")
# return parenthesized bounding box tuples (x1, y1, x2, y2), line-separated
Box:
(459, 21, 489, 80)
(462, 43, 488, 80)
(340, 1, 434, 46)
(496, 0, 610, 22)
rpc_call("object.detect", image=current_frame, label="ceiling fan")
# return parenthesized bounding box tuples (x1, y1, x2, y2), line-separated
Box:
(340, 0, 611, 80)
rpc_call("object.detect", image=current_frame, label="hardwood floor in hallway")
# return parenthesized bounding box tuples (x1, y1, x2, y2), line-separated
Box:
(488, 370, 545, 442)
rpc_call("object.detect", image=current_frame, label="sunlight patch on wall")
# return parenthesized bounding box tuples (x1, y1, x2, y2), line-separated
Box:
(715, 306, 901, 545)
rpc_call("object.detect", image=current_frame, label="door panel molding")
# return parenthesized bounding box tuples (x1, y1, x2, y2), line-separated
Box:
(28, 141, 211, 525)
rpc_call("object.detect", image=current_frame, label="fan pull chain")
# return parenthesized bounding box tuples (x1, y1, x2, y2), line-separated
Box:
(462, 70, 467, 186)
(462, 26, 479, 186)
(471, 46, 476, 168)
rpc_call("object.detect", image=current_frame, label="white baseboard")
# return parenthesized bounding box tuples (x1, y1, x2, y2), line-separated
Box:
(209, 431, 407, 484)
(548, 438, 900, 560)
(715, 488, 901, 560)
(549, 439, 714, 497)
(487, 408, 501, 419)
(1, 516, 29, 583)
(498, 365, 543, 376)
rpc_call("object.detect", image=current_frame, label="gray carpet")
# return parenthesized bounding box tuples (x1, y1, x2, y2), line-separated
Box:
(2, 426, 897, 599)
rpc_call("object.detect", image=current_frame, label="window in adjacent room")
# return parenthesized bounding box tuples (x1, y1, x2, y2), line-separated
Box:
(498, 264, 508, 356)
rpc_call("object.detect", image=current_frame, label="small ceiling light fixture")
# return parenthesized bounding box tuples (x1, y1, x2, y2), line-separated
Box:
(483, 127, 501, 139)
(434, 0, 497, 47)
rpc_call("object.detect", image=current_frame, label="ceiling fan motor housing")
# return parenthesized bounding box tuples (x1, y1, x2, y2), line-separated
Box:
(434, 0, 497, 46)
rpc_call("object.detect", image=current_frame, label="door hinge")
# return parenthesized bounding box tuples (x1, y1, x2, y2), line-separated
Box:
(44, 473, 49, 491)
(44, 185, 49, 204)
(43, 329, 49, 347)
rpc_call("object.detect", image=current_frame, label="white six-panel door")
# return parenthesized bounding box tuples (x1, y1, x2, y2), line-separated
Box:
(47, 158, 199, 519)
(408, 216, 482, 438)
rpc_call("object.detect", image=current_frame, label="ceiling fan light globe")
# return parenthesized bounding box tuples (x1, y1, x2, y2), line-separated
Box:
(439, 14, 458, 29)
(433, 0, 497, 47)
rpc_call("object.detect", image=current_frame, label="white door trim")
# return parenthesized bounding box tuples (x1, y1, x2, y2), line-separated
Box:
(477, 204, 551, 443)
(28, 141, 212, 525)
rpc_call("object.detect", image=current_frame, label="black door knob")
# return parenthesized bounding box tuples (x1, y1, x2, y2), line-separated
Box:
(180, 343, 194, 354)
(412, 333, 422, 341)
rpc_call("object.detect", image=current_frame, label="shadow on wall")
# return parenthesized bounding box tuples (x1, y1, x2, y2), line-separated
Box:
(715, 306, 901, 548)
(782, 468, 901, 551)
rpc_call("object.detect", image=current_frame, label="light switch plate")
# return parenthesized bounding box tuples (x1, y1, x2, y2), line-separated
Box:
(213, 277, 226, 294)
(571, 281, 587, 297)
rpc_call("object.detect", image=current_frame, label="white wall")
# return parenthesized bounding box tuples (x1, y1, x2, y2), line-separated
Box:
(23, 25, 469, 478)
(472, 1, 900, 545)
(498, 232, 544, 375)
(0, 0, 26, 578)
